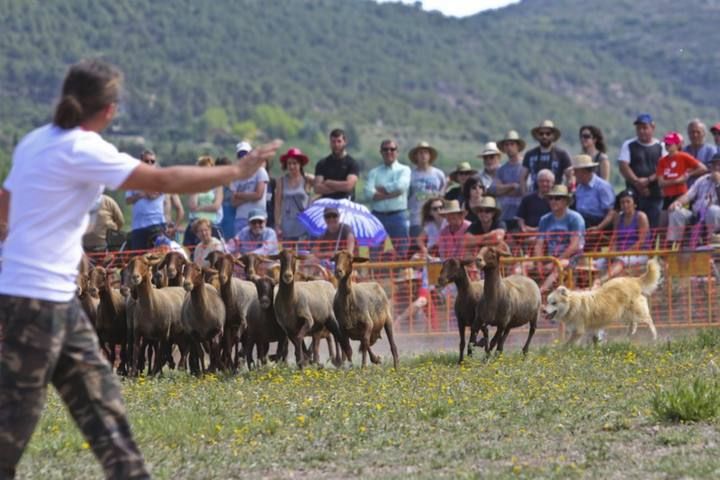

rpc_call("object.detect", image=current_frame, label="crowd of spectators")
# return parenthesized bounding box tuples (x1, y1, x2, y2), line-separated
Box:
(99, 115, 720, 278)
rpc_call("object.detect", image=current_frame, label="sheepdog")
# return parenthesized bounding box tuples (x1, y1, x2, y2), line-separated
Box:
(544, 258, 661, 344)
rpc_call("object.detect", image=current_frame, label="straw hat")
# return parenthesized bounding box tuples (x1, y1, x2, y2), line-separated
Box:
(439, 199, 464, 215)
(449, 162, 478, 182)
(497, 130, 526, 152)
(408, 141, 438, 164)
(469, 196, 501, 215)
(570, 154, 599, 170)
(547, 184, 572, 198)
(531, 120, 561, 142)
(478, 142, 502, 158)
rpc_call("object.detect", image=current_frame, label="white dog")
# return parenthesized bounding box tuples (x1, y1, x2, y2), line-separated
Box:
(544, 259, 661, 344)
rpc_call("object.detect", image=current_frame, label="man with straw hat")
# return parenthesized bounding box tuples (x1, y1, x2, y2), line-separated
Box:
(408, 141, 446, 237)
(495, 130, 526, 231)
(533, 184, 585, 292)
(477, 142, 503, 191)
(437, 199, 471, 259)
(521, 120, 572, 194)
(466, 196, 507, 248)
(571, 154, 615, 230)
(445, 161, 478, 203)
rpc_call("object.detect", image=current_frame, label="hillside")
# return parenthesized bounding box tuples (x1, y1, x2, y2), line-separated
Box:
(1, 0, 719, 175)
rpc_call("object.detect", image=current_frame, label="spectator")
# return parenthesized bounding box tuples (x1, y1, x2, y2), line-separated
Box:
(364, 139, 412, 258)
(232, 209, 279, 255)
(183, 155, 224, 246)
(163, 193, 185, 239)
(314, 128, 360, 200)
(314, 206, 355, 255)
(152, 229, 189, 260)
(516, 169, 554, 233)
(710, 123, 720, 150)
(416, 197, 446, 258)
(657, 131, 707, 210)
(579, 125, 610, 181)
(477, 142, 503, 191)
(191, 218, 225, 266)
(571, 154, 616, 230)
(408, 141, 446, 237)
(618, 113, 666, 229)
(126, 149, 166, 250)
(437, 200, 471, 259)
(600, 189, 650, 280)
(216, 152, 243, 239)
(533, 185, 585, 292)
(667, 153, 720, 245)
(231, 141, 269, 234)
(495, 130, 526, 232)
(275, 147, 312, 245)
(444, 162, 477, 203)
(521, 120, 572, 192)
(82, 194, 125, 252)
(264, 156, 277, 229)
(461, 174, 486, 225)
(466, 196, 506, 248)
(684, 119, 716, 166)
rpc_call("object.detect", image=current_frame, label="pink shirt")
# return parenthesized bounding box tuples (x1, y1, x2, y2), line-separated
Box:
(438, 220, 471, 259)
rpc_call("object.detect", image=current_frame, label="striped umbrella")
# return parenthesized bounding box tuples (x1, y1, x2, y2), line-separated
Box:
(298, 198, 387, 247)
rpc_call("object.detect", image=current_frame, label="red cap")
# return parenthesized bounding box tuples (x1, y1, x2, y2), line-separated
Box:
(711, 122, 720, 134)
(662, 131, 683, 146)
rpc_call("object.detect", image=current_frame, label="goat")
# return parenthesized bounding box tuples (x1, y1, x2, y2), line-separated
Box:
(331, 251, 399, 369)
(436, 258, 484, 364)
(269, 249, 350, 368)
(126, 253, 187, 376)
(471, 243, 541, 355)
(157, 250, 190, 287)
(181, 262, 226, 374)
(88, 266, 128, 375)
(246, 275, 288, 367)
(77, 264, 100, 330)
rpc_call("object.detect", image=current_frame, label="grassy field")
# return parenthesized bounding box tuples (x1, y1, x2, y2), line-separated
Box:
(18, 332, 720, 479)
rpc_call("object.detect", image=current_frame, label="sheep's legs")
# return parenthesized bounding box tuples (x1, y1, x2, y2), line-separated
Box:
(497, 327, 511, 353)
(384, 320, 399, 370)
(487, 327, 503, 355)
(323, 317, 352, 368)
(457, 321, 467, 364)
(522, 319, 537, 355)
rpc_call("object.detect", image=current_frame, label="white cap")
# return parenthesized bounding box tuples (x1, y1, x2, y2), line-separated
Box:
(236, 141, 252, 154)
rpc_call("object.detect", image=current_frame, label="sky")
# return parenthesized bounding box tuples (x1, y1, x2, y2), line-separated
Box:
(374, 0, 521, 17)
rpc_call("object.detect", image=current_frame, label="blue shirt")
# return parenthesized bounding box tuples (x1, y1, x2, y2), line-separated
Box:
(574, 174, 615, 219)
(539, 209, 585, 256)
(235, 226, 279, 255)
(684, 144, 716, 166)
(126, 191, 165, 230)
(364, 161, 412, 212)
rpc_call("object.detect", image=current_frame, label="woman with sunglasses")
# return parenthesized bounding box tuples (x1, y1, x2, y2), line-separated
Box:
(579, 125, 610, 181)
(416, 197, 446, 258)
(313, 206, 355, 255)
(0, 59, 280, 479)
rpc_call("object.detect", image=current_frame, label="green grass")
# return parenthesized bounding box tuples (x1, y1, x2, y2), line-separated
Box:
(18, 334, 720, 479)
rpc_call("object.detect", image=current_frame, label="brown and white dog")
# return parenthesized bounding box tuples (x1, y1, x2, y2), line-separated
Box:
(544, 259, 661, 344)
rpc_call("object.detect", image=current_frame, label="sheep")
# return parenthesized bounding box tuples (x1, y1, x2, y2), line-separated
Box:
(125, 253, 187, 376)
(436, 258, 484, 364)
(157, 250, 189, 287)
(331, 251, 399, 369)
(76, 264, 100, 329)
(246, 275, 288, 367)
(88, 266, 128, 375)
(471, 243, 541, 355)
(269, 249, 350, 368)
(181, 262, 227, 374)
(209, 252, 261, 370)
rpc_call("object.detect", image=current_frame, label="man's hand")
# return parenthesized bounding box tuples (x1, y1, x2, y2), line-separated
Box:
(236, 139, 283, 180)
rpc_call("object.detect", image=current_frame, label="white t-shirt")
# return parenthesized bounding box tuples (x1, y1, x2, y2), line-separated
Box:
(0, 124, 139, 302)
(231, 167, 269, 220)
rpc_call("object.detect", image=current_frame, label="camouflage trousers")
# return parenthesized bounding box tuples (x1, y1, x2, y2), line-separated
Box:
(0, 295, 150, 479)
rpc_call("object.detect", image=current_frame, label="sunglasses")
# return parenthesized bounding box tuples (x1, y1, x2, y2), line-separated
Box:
(250, 219, 265, 225)
(537, 131, 554, 137)
(143, 159, 156, 165)
(381, 147, 398, 153)
(548, 196, 566, 201)
(324, 213, 339, 219)
(580, 133, 593, 140)
(470, 184, 484, 190)
(476, 208, 495, 214)
(431, 205, 444, 211)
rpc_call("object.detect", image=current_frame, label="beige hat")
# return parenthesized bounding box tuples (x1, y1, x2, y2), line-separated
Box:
(469, 196, 501, 215)
(439, 199, 464, 215)
(408, 141, 438, 164)
(478, 142, 502, 158)
(547, 184, 572, 198)
(571, 154, 599, 170)
(497, 130, 527, 152)
(393, 267, 423, 283)
(449, 161, 478, 182)
(531, 120, 561, 142)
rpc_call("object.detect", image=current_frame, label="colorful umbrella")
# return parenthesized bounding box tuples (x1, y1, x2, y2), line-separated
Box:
(298, 198, 387, 247)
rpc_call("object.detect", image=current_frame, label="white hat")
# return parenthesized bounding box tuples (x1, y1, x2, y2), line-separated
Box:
(248, 209, 267, 223)
(478, 142, 502, 158)
(236, 141, 253, 154)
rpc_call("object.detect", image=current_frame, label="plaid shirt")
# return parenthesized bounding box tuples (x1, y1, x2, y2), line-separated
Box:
(686, 173, 720, 214)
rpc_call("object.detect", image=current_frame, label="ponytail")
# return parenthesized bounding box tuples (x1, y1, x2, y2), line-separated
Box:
(53, 95, 84, 129)
(52, 59, 122, 130)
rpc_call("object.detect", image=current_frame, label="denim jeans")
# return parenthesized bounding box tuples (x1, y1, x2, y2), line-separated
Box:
(373, 210, 410, 260)
(637, 196, 663, 230)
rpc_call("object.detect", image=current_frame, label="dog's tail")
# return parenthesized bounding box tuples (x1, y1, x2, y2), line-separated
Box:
(639, 258, 662, 296)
